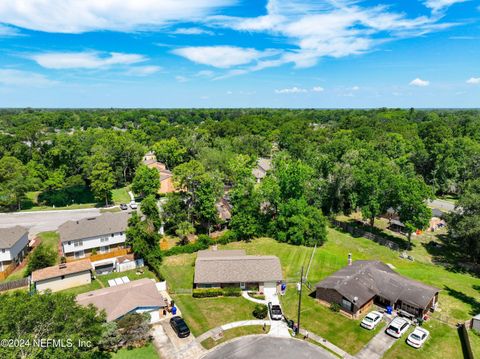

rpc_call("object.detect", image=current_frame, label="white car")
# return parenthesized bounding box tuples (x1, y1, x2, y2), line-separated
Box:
(360, 311, 383, 330)
(386, 317, 410, 338)
(129, 201, 138, 209)
(407, 327, 430, 348)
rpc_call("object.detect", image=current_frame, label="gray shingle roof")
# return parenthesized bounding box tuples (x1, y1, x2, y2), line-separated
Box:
(0, 226, 28, 248)
(315, 261, 439, 310)
(76, 278, 165, 321)
(252, 158, 272, 180)
(59, 212, 130, 243)
(197, 249, 246, 258)
(194, 250, 283, 284)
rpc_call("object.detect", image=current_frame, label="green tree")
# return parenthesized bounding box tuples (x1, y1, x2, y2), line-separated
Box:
(89, 161, 115, 206)
(447, 179, 480, 263)
(140, 195, 162, 231)
(116, 313, 151, 348)
(153, 137, 187, 169)
(0, 156, 31, 210)
(26, 244, 57, 276)
(175, 221, 196, 245)
(0, 291, 106, 358)
(132, 165, 160, 197)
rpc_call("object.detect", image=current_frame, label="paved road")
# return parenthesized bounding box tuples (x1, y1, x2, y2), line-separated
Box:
(428, 199, 455, 213)
(202, 336, 336, 359)
(0, 208, 101, 238)
(356, 330, 397, 359)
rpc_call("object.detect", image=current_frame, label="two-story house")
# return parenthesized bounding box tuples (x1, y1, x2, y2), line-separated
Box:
(0, 226, 29, 279)
(59, 212, 130, 272)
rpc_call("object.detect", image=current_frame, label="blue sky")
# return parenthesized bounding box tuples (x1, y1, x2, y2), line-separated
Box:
(0, 0, 479, 108)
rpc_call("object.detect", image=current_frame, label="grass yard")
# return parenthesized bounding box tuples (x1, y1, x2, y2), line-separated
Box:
(201, 325, 270, 349)
(60, 280, 103, 296)
(112, 187, 131, 205)
(37, 231, 60, 253)
(96, 268, 158, 287)
(111, 343, 159, 359)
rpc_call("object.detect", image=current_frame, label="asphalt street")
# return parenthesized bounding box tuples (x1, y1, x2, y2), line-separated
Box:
(202, 336, 336, 359)
(0, 208, 101, 238)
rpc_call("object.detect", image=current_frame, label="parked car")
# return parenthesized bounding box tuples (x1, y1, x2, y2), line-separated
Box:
(360, 311, 383, 330)
(386, 317, 410, 338)
(268, 302, 283, 320)
(119, 203, 128, 210)
(129, 201, 138, 209)
(170, 316, 190, 338)
(407, 327, 430, 348)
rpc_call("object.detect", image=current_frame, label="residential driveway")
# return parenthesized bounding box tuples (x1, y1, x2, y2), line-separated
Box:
(202, 336, 336, 359)
(151, 321, 205, 359)
(0, 208, 101, 238)
(356, 330, 397, 359)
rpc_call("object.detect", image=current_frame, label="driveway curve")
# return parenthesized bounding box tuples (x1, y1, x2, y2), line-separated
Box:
(202, 335, 336, 359)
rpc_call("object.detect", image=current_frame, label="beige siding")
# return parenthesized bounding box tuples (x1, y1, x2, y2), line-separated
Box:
(35, 270, 91, 293)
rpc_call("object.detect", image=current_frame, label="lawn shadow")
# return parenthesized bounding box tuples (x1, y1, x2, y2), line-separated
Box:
(444, 285, 480, 316)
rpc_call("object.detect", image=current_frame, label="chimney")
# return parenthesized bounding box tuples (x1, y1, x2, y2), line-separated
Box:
(348, 253, 352, 266)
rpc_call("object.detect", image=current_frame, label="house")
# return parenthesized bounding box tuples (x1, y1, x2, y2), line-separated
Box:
(32, 260, 92, 293)
(76, 278, 166, 322)
(59, 212, 130, 272)
(194, 249, 283, 292)
(252, 157, 272, 183)
(142, 152, 175, 194)
(0, 226, 29, 279)
(315, 260, 439, 319)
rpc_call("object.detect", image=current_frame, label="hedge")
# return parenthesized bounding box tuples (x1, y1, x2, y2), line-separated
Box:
(192, 287, 242, 298)
(163, 231, 240, 256)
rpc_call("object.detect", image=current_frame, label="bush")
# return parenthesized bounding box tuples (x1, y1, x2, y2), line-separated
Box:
(164, 238, 212, 256)
(216, 230, 238, 245)
(252, 304, 268, 319)
(223, 287, 242, 297)
(193, 288, 223, 298)
(330, 303, 341, 312)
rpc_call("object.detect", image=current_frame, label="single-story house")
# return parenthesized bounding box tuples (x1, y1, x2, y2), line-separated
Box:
(0, 226, 29, 279)
(32, 260, 92, 293)
(315, 260, 439, 319)
(76, 278, 166, 322)
(142, 152, 175, 194)
(194, 249, 283, 292)
(252, 157, 272, 183)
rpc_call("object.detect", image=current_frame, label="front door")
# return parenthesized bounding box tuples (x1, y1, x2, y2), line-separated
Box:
(240, 282, 246, 289)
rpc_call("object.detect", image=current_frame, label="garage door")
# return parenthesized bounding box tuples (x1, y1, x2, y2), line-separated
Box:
(263, 282, 278, 304)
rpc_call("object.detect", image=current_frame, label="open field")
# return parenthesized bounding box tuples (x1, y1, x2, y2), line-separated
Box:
(161, 227, 479, 357)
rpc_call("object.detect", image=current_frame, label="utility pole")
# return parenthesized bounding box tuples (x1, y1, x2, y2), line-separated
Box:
(297, 265, 304, 335)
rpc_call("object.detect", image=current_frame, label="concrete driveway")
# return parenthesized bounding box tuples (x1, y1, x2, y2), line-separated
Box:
(151, 321, 205, 359)
(202, 336, 336, 359)
(0, 208, 101, 238)
(356, 330, 397, 359)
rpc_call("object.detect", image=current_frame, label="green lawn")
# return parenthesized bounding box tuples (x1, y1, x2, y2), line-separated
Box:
(96, 268, 158, 287)
(201, 325, 270, 349)
(112, 187, 131, 204)
(60, 280, 103, 296)
(37, 231, 60, 253)
(111, 343, 159, 359)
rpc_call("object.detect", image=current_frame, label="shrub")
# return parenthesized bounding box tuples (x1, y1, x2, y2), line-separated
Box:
(164, 238, 212, 256)
(252, 304, 268, 319)
(330, 303, 341, 312)
(223, 287, 242, 297)
(216, 230, 238, 245)
(192, 288, 223, 298)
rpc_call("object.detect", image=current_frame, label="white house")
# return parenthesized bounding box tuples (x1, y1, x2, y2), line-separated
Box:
(0, 226, 29, 274)
(59, 212, 130, 272)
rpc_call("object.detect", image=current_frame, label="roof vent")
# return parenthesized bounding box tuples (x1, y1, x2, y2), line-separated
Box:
(353, 296, 358, 303)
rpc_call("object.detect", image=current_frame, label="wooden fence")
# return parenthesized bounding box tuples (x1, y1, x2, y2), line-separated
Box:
(330, 219, 401, 252)
(0, 263, 17, 281)
(0, 277, 29, 292)
(66, 248, 131, 263)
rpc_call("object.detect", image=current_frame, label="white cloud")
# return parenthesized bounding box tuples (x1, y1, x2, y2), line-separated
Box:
(125, 66, 161, 76)
(275, 86, 307, 94)
(424, 0, 469, 12)
(352, 86, 360, 91)
(312, 86, 324, 92)
(173, 46, 271, 68)
(466, 77, 480, 84)
(0, 0, 235, 33)
(196, 70, 215, 78)
(0, 24, 19, 36)
(31, 51, 146, 69)
(410, 78, 430, 87)
(175, 75, 189, 83)
(172, 27, 214, 36)
(0, 69, 56, 86)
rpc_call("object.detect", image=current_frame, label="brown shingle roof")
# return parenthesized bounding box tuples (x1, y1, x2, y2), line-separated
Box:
(32, 260, 92, 282)
(315, 261, 439, 310)
(197, 249, 246, 258)
(59, 212, 130, 243)
(0, 226, 28, 248)
(76, 278, 166, 321)
(194, 251, 283, 284)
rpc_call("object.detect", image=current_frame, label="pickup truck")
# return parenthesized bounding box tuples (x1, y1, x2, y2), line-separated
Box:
(268, 302, 283, 320)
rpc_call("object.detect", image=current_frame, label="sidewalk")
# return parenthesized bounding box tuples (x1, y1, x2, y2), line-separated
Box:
(196, 320, 270, 343)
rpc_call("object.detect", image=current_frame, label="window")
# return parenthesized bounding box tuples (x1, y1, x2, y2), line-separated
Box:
(1, 249, 5, 253)
(61, 275, 65, 280)
(111, 233, 114, 237)
(100, 237, 109, 243)
(74, 250, 85, 259)
(99, 246, 110, 254)
(74, 240, 83, 247)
